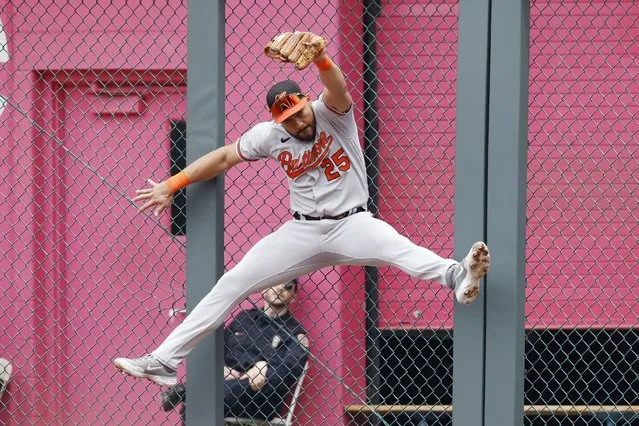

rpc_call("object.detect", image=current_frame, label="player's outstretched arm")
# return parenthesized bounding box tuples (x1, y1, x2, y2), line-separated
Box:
(314, 50, 353, 114)
(179, 142, 244, 184)
(133, 142, 244, 216)
(263, 31, 352, 112)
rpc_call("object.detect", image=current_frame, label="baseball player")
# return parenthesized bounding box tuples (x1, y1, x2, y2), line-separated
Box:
(114, 31, 490, 387)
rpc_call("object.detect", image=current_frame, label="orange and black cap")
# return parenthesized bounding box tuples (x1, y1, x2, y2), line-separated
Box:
(267, 80, 308, 123)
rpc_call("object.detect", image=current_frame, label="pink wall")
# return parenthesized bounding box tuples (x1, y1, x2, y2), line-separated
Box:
(1, 0, 637, 424)
(371, 0, 639, 332)
(222, 1, 369, 423)
(526, 1, 639, 329)
(374, 0, 458, 330)
(0, 0, 367, 424)
(2, 69, 190, 424)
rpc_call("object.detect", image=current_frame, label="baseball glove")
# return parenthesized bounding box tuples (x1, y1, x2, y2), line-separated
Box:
(264, 31, 328, 70)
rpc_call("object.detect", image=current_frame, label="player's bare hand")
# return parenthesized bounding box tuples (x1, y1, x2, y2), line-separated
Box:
(241, 361, 268, 391)
(133, 179, 174, 216)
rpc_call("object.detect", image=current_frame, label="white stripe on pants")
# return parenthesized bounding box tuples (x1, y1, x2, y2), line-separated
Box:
(153, 212, 457, 369)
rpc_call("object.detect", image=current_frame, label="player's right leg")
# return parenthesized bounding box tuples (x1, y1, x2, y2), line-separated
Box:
(114, 219, 332, 386)
(447, 241, 490, 304)
(322, 212, 490, 305)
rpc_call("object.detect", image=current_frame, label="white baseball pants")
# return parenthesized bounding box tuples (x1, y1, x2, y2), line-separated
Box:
(153, 212, 457, 369)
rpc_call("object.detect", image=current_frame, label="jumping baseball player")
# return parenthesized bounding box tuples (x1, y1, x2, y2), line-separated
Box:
(114, 31, 490, 387)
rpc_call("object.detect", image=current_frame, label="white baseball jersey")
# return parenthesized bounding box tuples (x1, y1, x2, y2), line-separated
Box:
(153, 95, 461, 369)
(236, 95, 369, 217)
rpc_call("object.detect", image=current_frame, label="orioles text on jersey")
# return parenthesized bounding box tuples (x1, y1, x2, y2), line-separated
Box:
(277, 131, 334, 179)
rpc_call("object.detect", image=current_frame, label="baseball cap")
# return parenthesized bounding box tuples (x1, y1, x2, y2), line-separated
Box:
(266, 80, 308, 123)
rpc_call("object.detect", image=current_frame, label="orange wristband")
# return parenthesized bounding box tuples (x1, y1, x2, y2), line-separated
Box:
(314, 55, 334, 72)
(164, 171, 191, 193)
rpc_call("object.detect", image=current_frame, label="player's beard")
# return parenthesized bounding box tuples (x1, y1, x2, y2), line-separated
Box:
(296, 125, 314, 142)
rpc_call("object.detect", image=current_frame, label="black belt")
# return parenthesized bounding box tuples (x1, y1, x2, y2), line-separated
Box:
(293, 206, 366, 221)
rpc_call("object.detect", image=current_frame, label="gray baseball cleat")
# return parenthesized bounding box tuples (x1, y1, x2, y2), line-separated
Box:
(453, 241, 490, 305)
(114, 354, 177, 387)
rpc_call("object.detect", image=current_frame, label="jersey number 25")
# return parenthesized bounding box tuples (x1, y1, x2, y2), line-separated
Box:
(320, 148, 351, 181)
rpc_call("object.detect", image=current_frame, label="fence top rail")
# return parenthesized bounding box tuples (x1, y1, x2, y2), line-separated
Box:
(345, 405, 639, 415)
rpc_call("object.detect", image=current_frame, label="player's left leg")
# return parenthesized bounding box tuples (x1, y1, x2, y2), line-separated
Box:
(322, 212, 490, 304)
(114, 219, 334, 385)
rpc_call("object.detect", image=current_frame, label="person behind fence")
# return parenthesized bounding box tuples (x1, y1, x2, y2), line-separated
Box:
(160, 279, 309, 423)
(114, 30, 490, 387)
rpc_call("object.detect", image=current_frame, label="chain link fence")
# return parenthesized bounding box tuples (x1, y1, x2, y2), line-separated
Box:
(526, 1, 639, 425)
(1, 0, 637, 425)
(0, 0, 189, 424)
(0, 0, 459, 424)
(210, 0, 459, 425)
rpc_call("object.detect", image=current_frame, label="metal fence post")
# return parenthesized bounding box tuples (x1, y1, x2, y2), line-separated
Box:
(484, 0, 529, 425)
(363, 0, 382, 413)
(453, 0, 491, 425)
(186, 0, 226, 424)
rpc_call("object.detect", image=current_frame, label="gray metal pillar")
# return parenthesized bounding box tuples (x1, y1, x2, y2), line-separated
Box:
(452, 0, 491, 425)
(185, 0, 226, 424)
(484, 0, 529, 425)
(363, 0, 382, 416)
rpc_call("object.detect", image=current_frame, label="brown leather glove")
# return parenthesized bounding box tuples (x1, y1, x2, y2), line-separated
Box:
(264, 31, 328, 70)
